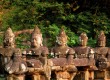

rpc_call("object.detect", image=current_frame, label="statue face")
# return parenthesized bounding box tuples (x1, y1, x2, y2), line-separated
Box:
(98, 41, 106, 47)
(56, 37, 67, 46)
(4, 35, 15, 47)
(97, 31, 106, 47)
(31, 35, 42, 48)
(80, 39, 87, 46)
(79, 33, 88, 47)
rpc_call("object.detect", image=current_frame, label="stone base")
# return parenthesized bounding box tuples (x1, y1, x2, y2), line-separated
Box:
(55, 71, 76, 80)
(7, 74, 25, 80)
(32, 74, 40, 80)
(74, 70, 94, 80)
(26, 73, 48, 80)
(94, 70, 110, 80)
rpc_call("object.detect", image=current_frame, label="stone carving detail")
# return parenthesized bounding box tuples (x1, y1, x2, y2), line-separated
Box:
(74, 32, 94, 59)
(0, 27, 27, 80)
(95, 31, 110, 70)
(1, 27, 110, 80)
(23, 26, 50, 80)
(73, 32, 95, 80)
(50, 28, 77, 80)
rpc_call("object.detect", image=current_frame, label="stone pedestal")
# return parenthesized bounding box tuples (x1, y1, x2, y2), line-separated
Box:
(89, 71, 94, 80)
(55, 71, 70, 80)
(94, 70, 110, 80)
(85, 69, 89, 80)
(55, 71, 76, 80)
(7, 74, 25, 80)
(74, 70, 94, 80)
(32, 74, 40, 80)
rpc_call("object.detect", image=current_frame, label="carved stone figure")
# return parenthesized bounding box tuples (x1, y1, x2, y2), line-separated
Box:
(73, 32, 95, 80)
(74, 32, 94, 59)
(95, 31, 110, 69)
(24, 26, 50, 80)
(94, 31, 110, 80)
(50, 28, 77, 80)
(0, 27, 27, 80)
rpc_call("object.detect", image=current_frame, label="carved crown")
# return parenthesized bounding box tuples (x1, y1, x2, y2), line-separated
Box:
(98, 31, 106, 41)
(58, 27, 67, 39)
(97, 31, 106, 47)
(79, 32, 88, 41)
(31, 25, 42, 37)
(4, 27, 15, 38)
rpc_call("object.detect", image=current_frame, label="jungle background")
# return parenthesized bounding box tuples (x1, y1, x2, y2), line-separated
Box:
(0, 0, 110, 49)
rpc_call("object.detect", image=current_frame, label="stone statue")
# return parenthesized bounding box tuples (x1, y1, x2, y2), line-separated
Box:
(0, 27, 27, 80)
(74, 32, 94, 59)
(97, 31, 106, 47)
(23, 26, 50, 80)
(95, 31, 110, 70)
(50, 28, 77, 80)
(94, 31, 110, 80)
(73, 32, 95, 80)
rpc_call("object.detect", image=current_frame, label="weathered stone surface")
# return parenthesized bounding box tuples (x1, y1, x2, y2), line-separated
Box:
(0, 28, 27, 80)
(50, 28, 77, 80)
(24, 26, 50, 80)
(27, 59, 42, 68)
(51, 58, 67, 67)
(73, 58, 95, 66)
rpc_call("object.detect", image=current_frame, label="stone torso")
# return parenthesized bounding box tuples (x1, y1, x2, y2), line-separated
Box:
(95, 47, 109, 59)
(74, 46, 91, 58)
(52, 46, 74, 58)
(26, 46, 48, 59)
(0, 48, 20, 65)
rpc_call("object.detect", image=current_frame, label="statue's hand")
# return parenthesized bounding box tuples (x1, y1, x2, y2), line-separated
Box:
(27, 61, 34, 67)
(96, 58, 109, 70)
(62, 64, 77, 72)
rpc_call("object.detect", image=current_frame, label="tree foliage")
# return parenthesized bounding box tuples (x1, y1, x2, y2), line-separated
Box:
(1, 0, 110, 48)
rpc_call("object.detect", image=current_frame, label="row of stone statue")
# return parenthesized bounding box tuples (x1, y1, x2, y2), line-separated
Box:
(0, 26, 110, 80)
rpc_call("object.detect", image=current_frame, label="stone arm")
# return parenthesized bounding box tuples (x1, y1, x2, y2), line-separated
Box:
(95, 47, 110, 70)
(106, 48, 110, 69)
(88, 48, 95, 59)
(40, 47, 49, 66)
(67, 48, 75, 65)
(107, 48, 110, 62)
(14, 49, 27, 73)
(50, 48, 56, 58)
(13, 48, 22, 60)
(0, 48, 5, 55)
(5, 48, 27, 74)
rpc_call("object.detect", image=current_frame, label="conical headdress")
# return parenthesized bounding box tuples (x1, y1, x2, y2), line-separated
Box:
(3, 27, 15, 48)
(4, 27, 15, 38)
(79, 32, 88, 46)
(32, 26, 42, 37)
(79, 32, 88, 41)
(58, 27, 67, 39)
(98, 31, 106, 41)
(97, 30, 106, 46)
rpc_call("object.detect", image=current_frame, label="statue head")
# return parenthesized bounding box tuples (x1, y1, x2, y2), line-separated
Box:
(31, 26, 43, 48)
(56, 28, 68, 46)
(97, 31, 106, 47)
(79, 32, 88, 46)
(3, 27, 15, 48)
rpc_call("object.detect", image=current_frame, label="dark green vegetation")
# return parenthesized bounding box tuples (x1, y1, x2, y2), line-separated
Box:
(1, 0, 110, 48)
